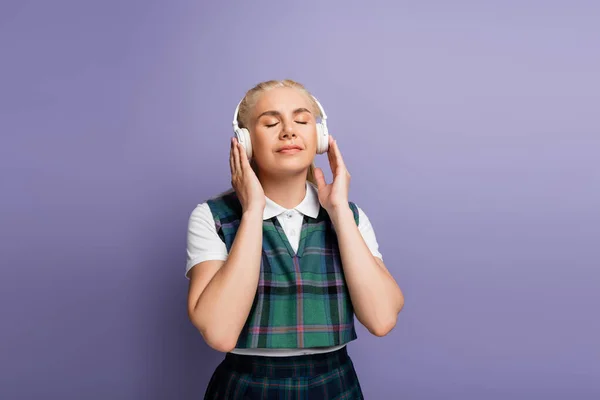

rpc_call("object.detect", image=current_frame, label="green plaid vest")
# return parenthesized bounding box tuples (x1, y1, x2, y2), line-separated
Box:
(206, 191, 359, 349)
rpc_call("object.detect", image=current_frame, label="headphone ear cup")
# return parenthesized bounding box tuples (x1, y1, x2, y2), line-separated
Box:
(315, 123, 329, 154)
(235, 128, 252, 159)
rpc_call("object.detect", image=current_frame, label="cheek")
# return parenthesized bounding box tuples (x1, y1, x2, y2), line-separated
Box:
(302, 127, 318, 150)
(250, 129, 272, 156)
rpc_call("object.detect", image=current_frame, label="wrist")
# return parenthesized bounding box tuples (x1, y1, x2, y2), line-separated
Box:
(242, 207, 264, 219)
(329, 203, 353, 225)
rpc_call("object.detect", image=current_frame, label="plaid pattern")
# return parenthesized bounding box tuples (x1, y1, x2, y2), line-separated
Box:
(203, 347, 364, 399)
(207, 191, 359, 349)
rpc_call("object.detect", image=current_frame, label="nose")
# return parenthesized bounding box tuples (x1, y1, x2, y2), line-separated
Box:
(279, 122, 296, 140)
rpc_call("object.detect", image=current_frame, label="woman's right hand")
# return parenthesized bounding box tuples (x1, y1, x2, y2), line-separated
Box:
(230, 137, 265, 214)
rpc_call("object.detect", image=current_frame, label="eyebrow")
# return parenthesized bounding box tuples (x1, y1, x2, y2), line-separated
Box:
(256, 108, 312, 120)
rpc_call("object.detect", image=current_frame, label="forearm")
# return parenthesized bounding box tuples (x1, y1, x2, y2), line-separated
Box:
(192, 210, 263, 350)
(331, 205, 404, 336)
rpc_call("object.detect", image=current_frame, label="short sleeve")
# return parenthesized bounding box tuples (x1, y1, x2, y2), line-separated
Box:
(356, 206, 383, 260)
(186, 203, 228, 278)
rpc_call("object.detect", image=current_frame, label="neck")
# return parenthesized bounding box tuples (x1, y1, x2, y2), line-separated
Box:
(259, 170, 308, 209)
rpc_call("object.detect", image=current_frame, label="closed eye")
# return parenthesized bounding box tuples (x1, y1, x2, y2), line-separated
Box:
(265, 121, 307, 127)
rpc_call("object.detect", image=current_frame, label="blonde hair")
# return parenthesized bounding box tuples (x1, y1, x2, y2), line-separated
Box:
(236, 79, 321, 186)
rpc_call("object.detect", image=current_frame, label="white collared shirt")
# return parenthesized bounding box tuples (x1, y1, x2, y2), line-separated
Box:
(186, 182, 383, 356)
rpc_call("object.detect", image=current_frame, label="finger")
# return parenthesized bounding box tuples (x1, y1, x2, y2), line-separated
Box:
(239, 142, 251, 170)
(229, 138, 235, 176)
(232, 140, 242, 175)
(313, 167, 327, 190)
(327, 137, 337, 174)
(332, 139, 347, 175)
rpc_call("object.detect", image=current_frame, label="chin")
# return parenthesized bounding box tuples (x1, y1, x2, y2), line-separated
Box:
(256, 152, 314, 176)
(269, 161, 312, 177)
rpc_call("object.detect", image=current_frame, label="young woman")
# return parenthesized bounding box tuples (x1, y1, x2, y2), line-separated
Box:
(186, 79, 404, 399)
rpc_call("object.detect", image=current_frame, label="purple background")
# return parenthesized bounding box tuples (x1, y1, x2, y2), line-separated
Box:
(1, 1, 599, 399)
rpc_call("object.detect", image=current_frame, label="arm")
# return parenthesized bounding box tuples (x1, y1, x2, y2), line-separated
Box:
(314, 135, 404, 337)
(187, 138, 266, 352)
(330, 206, 404, 336)
(187, 209, 263, 352)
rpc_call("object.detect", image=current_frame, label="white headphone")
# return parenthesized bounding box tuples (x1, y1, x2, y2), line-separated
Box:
(232, 95, 329, 159)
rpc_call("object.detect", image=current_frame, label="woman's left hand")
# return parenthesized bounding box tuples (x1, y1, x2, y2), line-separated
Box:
(314, 135, 351, 214)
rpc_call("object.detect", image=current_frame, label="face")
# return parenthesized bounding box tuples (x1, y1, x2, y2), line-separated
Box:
(248, 87, 318, 178)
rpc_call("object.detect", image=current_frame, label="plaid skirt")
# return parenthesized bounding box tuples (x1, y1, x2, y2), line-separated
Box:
(203, 346, 364, 399)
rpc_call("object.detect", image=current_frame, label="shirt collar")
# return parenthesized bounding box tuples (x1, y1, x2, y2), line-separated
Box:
(263, 182, 320, 220)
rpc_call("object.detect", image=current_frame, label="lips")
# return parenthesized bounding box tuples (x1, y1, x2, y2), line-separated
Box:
(277, 145, 303, 153)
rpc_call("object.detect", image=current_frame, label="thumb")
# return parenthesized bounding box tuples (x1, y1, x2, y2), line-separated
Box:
(313, 167, 327, 190)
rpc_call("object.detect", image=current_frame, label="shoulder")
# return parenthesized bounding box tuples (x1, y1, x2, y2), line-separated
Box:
(189, 202, 214, 223)
(347, 201, 360, 224)
(353, 203, 384, 260)
(354, 205, 368, 227)
(348, 203, 374, 229)
(187, 188, 237, 231)
(186, 200, 229, 278)
(344, 200, 365, 226)
(187, 202, 218, 236)
(203, 188, 242, 219)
